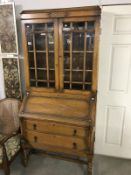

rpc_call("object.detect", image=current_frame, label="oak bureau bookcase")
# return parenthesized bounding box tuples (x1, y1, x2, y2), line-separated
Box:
(19, 6, 100, 175)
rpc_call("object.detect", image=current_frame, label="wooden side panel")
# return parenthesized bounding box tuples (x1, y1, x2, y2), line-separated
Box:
(92, 17, 100, 91)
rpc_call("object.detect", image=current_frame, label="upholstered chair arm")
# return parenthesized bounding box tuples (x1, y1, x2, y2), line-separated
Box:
(0, 131, 20, 146)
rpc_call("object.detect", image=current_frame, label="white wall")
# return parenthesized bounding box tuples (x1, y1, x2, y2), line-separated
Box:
(14, 0, 97, 10)
(14, 0, 131, 11)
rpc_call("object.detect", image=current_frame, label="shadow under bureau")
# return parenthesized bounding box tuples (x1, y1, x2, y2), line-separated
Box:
(19, 6, 100, 175)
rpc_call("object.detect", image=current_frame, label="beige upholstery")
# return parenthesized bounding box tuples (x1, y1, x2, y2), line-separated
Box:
(0, 99, 21, 135)
(0, 99, 21, 166)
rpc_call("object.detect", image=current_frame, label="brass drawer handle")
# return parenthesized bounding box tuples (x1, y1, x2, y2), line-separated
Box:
(33, 124, 37, 130)
(34, 136, 37, 143)
(73, 129, 77, 136)
(73, 142, 77, 149)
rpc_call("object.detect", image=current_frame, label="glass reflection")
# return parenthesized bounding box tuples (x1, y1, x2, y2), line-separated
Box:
(72, 53, 84, 70)
(49, 53, 54, 69)
(48, 33, 54, 50)
(27, 35, 33, 51)
(64, 53, 70, 69)
(28, 52, 34, 67)
(34, 24, 45, 31)
(73, 22, 84, 30)
(85, 72, 92, 82)
(63, 33, 70, 51)
(35, 33, 46, 50)
(37, 70, 47, 80)
(86, 53, 93, 70)
(29, 69, 35, 79)
(73, 33, 84, 51)
(47, 23, 54, 31)
(49, 70, 55, 80)
(86, 32, 94, 51)
(36, 53, 46, 68)
(72, 71, 83, 82)
(63, 23, 70, 31)
(64, 70, 70, 81)
(25, 24, 32, 33)
(87, 21, 95, 29)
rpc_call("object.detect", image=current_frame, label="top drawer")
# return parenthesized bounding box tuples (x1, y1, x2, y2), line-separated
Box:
(22, 119, 88, 138)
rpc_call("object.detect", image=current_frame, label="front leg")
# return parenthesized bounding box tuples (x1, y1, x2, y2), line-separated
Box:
(87, 157, 93, 175)
(20, 138, 30, 167)
(3, 146, 10, 175)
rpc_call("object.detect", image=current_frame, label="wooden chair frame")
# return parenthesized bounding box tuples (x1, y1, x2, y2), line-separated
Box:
(0, 98, 25, 175)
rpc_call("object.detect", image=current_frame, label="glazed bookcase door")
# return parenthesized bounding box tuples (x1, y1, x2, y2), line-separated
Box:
(22, 19, 59, 91)
(59, 17, 99, 94)
(0, 3, 18, 54)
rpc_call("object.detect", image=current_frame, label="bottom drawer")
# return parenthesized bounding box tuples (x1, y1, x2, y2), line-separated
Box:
(24, 130, 87, 152)
(28, 142, 87, 157)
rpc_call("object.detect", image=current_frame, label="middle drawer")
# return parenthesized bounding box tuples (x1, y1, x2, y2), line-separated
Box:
(23, 119, 87, 138)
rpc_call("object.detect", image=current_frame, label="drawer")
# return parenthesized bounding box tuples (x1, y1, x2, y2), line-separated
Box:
(29, 143, 87, 157)
(23, 119, 88, 138)
(24, 130, 87, 151)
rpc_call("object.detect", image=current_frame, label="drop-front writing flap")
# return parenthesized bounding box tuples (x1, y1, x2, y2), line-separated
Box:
(20, 95, 90, 119)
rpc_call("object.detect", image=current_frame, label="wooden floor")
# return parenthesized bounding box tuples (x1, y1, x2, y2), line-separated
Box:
(0, 154, 131, 175)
